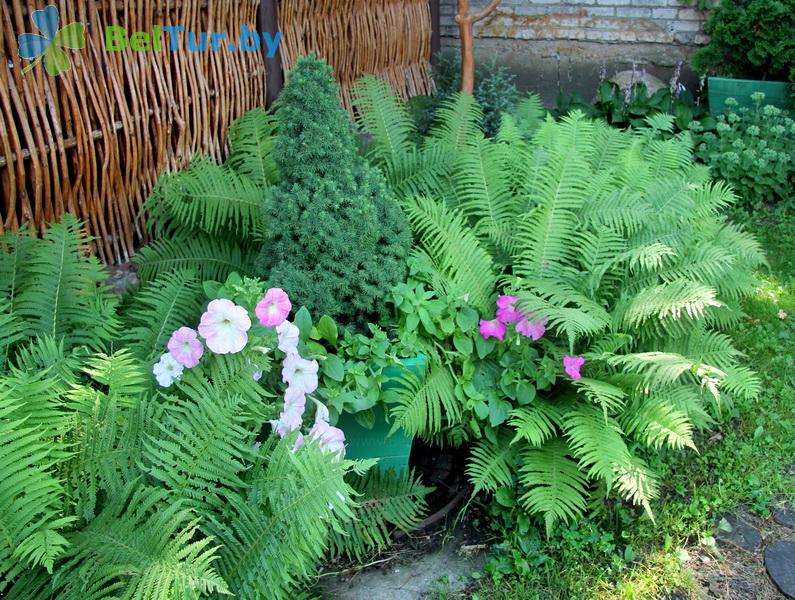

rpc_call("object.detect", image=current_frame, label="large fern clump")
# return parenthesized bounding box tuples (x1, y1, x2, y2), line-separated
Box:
(257, 55, 412, 328)
(0, 214, 120, 358)
(355, 79, 764, 533)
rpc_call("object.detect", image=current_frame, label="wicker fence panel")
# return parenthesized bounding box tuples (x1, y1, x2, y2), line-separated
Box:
(278, 0, 433, 112)
(0, 0, 266, 263)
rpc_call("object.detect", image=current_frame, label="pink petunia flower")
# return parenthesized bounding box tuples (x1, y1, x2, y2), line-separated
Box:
(516, 316, 548, 341)
(563, 355, 585, 380)
(276, 320, 300, 354)
(167, 327, 204, 368)
(479, 318, 506, 341)
(273, 405, 303, 437)
(153, 353, 184, 387)
(198, 299, 251, 354)
(284, 386, 306, 413)
(255, 288, 292, 327)
(251, 371, 263, 382)
(293, 433, 305, 451)
(496, 295, 521, 324)
(309, 420, 346, 456)
(282, 353, 319, 394)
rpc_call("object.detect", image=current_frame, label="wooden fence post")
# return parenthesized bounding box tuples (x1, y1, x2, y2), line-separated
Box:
(259, 0, 284, 106)
(430, 0, 441, 64)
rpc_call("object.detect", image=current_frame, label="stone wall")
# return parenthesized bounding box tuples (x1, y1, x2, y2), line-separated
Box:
(439, 0, 709, 104)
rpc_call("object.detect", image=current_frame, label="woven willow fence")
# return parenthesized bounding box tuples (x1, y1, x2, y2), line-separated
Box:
(279, 0, 434, 112)
(1, 0, 433, 264)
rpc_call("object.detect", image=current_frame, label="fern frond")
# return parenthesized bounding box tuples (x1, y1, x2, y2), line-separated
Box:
(518, 439, 589, 536)
(145, 156, 265, 240)
(353, 75, 417, 166)
(509, 401, 561, 447)
(226, 107, 279, 187)
(13, 214, 120, 351)
(466, 429, 517, 495)
(561, 406, 631, 488)
(44, 485, 228, 600)
(208, 439, 355, 599)
(134, 232, 257, 283)
(389, 360, 458, 437)
(329, 469, 432, 560)
(404, 197, 497, 310)
(121, 269, 204, 361)
(427, 92, 484, 149)
(0, 382, 73, 582)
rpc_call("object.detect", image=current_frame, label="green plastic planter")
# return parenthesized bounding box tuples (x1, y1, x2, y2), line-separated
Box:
(708, 76, 791, 113)
(336, 355, 428, 474)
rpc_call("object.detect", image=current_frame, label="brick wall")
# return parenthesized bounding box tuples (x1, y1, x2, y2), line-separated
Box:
(440, 0, 708, 46)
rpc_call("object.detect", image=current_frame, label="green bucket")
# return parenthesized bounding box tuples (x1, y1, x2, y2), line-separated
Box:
(708, 76, 791, 113)
(337, 354, 428, 474)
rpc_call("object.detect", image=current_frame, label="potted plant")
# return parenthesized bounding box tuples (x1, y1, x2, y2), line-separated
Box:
(691, 0, 794, 112)
(289, 309, 428, 474)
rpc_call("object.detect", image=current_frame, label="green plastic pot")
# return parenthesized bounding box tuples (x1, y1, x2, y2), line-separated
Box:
(337, 354, 428, 474)
(708, 76, 791, 113)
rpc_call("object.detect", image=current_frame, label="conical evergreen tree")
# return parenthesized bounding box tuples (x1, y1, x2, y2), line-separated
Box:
(259, 55, 411, 327)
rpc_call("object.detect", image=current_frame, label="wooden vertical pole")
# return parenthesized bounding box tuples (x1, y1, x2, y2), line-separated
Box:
(430, 0, 441, 65)
(455, 0, 501, 94)
(259, 0, 284, 107)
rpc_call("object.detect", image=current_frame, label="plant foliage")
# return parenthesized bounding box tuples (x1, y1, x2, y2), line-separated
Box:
(356, 79, 763, 533)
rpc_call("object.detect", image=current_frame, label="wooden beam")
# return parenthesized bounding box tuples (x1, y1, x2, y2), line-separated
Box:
(259, 0, 284, 107)
(430, 0, 441, 64)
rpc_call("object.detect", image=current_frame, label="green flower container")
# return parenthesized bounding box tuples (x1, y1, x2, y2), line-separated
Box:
(337, 354, 428, 474)
(708, 76, 791, 113)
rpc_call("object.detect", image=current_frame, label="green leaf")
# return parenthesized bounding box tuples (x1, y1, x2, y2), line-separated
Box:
(203, 280, 222, 299)
(294, 306, 312, 339)
(475, 335, 495, 359)
(456, 306, 480, 332)
(453, 332, 473, 355)
(516, 382, 536, 405)
(488, 397, 511, 427)
(495, 487, 516, 508)
(323, 354, 345, 382)
(473, 400, 489, 420)
(353, 408, 376, 429)
(317, 315, 338, 345)
(54, 23, 85, 49)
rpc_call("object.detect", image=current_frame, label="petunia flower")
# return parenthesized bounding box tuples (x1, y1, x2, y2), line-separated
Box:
(273, 405, 303, 437)
(516, 316, 547, 341)
(309, 420, 346, 456)
(153, 353, 184, 387)
(198, 299, 251, 354)
(563, 355, 585, 380)
(282, 353, 319, 394)
(284, 386, 306, 413)
(292, 433, 305, 451)
(479, 318, 506, 341)
(276, 320, 300, 354)
(496, 295, 521, 324)
(255, 287, 292, 327)
(251, 371, 263, 382)
(167, 327, 204, 368)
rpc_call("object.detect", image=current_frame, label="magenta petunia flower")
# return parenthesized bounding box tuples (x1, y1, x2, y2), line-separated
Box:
(198, 299, 251, 354)
(563, 355, 585, 380)
(152, 353, 184, 387)
(282, 353, 319, 394)
(479, 318, 506, 341)
(309, 420, 346, 456)
(516, 316, 547, 341)
(496, 295, 521, 324)
(255, 287, 292, 327)
(276, 320, 300, 354)
(167, 326, 204, 368)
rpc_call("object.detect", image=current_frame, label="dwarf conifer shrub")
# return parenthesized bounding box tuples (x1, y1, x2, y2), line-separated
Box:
(257, 55, 411, 328)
